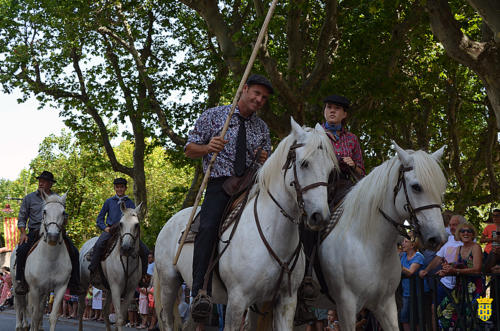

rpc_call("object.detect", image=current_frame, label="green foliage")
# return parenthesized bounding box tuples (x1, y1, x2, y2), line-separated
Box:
(6, 131, 193, 248)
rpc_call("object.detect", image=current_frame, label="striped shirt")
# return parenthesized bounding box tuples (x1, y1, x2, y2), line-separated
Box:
(186, 105, 271, 178)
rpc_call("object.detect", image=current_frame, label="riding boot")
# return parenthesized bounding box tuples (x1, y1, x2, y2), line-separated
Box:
(15, 230, 39, 295)
(138, 241, 150, 287)
(298, 225, 320, 301)
(64, 235, 85, 295)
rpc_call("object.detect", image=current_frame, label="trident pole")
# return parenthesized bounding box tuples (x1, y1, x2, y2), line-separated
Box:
(173, 0, 279, 265)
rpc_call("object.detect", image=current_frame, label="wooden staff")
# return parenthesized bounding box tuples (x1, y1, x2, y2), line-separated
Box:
(173, 0, 279, 265)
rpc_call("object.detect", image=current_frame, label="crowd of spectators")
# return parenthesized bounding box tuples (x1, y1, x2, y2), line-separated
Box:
(396, 208, 500, 330)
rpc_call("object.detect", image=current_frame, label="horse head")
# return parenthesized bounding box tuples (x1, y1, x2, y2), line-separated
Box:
(258, 117, 338, 231)
(40, 192, 67, 246)
(119, 202, 141, 257)
(392, 141, 448, 246)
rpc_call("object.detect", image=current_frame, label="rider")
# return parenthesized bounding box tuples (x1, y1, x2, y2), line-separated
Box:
(300, 94, 366, 300)
(15, 171, 83, 295)
(185, 74, 272, 322)
(88, 178, 149, 283)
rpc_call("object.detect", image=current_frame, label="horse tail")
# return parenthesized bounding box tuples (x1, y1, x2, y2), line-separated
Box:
(153, 265, 183, 331)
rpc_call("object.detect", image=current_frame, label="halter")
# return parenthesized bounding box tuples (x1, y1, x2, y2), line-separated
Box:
(268, 142, 329, 224)
(379, 164, 442, 239)
(41, 200, 66, 245)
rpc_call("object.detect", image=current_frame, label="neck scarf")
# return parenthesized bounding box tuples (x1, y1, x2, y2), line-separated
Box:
(324, 122, 342, 140)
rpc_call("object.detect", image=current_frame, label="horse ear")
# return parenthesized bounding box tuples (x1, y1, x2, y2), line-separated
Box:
(61, 193, 67, 206)
(431, 145, 446, 162)
(392, 140, 412, 166)
(314, 123, 323, 132)
(120, 201, 127, 213)
(134, 203, 142, 216)
(290, 117, 305, 137)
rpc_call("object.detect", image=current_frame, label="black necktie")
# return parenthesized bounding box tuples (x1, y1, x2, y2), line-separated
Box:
(234, 115, 247, 177)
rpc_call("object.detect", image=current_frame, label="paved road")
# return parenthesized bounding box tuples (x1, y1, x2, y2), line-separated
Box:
(0, 308, 139, 330)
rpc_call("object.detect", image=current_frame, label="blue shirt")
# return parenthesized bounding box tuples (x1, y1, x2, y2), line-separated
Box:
(400, 252, 425, 296)
(96, 195, 135, 230)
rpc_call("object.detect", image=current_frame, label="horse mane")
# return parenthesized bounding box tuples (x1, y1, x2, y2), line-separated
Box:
(337, 150, 446, 237)
(252, 125, 337, 195)
(43, 193, 64, 204)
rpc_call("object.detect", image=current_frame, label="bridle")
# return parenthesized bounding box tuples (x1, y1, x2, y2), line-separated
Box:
(379, 165, 442, 239)
(267, 141, 329, 225)
(253, 141, 330, 303)
(41, 200, 66, 245)
(118, 219, 140, 298)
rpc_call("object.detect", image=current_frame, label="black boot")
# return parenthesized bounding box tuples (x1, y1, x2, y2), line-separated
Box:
(191, 290, 213, 323)
(15, 280, 29, 295)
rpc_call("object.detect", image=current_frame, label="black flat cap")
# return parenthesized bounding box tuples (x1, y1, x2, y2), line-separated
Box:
(323, 94, 350, 110)
(246, 74, 274, 94)
(113, 178, 128, 185)
(36, 171, 56, 183)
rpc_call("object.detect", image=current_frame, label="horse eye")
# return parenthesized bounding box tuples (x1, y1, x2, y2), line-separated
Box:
(301, 161, 309, 169)
(412, 184, 422, 192)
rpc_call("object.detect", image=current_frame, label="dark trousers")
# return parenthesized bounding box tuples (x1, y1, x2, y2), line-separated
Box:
(16, 229, 80, 289)
(192, 177, 231, 297)
(89, 231, 149, 277)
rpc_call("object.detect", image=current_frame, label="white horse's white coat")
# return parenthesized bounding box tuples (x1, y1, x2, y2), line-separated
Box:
(78, 203, 142, 331)
(154, 119, 338, 331)
(318, 143, 448, 331)
(11, 192, 71, 331)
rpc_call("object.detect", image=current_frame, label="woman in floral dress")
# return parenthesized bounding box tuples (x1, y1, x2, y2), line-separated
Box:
(437, 222, 484, 329)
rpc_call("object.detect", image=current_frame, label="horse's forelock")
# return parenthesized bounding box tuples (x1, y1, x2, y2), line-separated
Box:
(412, 150, 447, 202)
(254, 127, 337, 195)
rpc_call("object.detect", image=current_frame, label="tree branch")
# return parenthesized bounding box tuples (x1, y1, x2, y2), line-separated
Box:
(70, 48, 134, 177)
(302, 0, 339, 95)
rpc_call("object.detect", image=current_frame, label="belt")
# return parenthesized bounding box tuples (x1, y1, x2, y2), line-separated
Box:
(208, 176, 229, 184)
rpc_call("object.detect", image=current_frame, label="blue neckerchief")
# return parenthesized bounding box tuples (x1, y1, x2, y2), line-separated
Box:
(324, 122, 342, 140)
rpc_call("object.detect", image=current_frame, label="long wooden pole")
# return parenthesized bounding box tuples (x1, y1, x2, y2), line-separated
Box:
(173, 0, 279, 265)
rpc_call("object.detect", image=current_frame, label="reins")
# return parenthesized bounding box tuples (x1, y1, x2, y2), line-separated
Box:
(379, 164, 442, 239)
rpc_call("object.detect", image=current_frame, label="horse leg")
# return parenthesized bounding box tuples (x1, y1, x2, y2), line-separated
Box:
(272, 294, 298, 331)
(77, 294, 86, 331)
(109, 287, 125, 331)
(28, 288, 42, 331)
(14, 293, 28, 331)
(48, 285, 66, 331)
(372, 295, 399, 331)
(102, 292, 112, 331)
(336, 292, 358, 331)
(157, 268, 181, 331)
(224, 291, 249, 331)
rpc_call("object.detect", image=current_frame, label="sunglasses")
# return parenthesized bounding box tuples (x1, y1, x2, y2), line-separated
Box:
(459, 229, 474, 234)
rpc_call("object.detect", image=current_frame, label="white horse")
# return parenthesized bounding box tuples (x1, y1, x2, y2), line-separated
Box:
(11, 192, 71, 331)
(317, 142, 448, 331)
(154, 119, 339, 331)
(78, 202, 142, 331)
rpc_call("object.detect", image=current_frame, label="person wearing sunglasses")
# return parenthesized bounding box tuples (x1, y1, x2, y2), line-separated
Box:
(436, 222, 484, 329)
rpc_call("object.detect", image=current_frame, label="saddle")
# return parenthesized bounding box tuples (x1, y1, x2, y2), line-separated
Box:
(85, 224, 121, 263)
(178, 189, 249, 245)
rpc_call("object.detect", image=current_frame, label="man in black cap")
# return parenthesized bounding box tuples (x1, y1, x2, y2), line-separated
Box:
(88, 177, 149, 283)
(15, 171, 83, 295)
(185, 74, 273, 323)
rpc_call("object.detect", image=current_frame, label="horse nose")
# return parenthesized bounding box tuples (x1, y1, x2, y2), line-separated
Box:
(121, 243, 133, 256)
(47, 232, 59, 245)
(308, 212, 328, 231)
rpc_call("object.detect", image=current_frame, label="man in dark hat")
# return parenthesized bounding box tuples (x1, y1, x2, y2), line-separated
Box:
(15, 171, 83, 295)
(185, 74, 272, 323)
(88, 178, 149, 283)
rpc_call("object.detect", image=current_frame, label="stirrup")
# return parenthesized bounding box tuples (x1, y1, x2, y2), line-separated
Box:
(294, 299, 316, 326)
(191, 290, 213, 323)
(298, 276, 320, 301)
